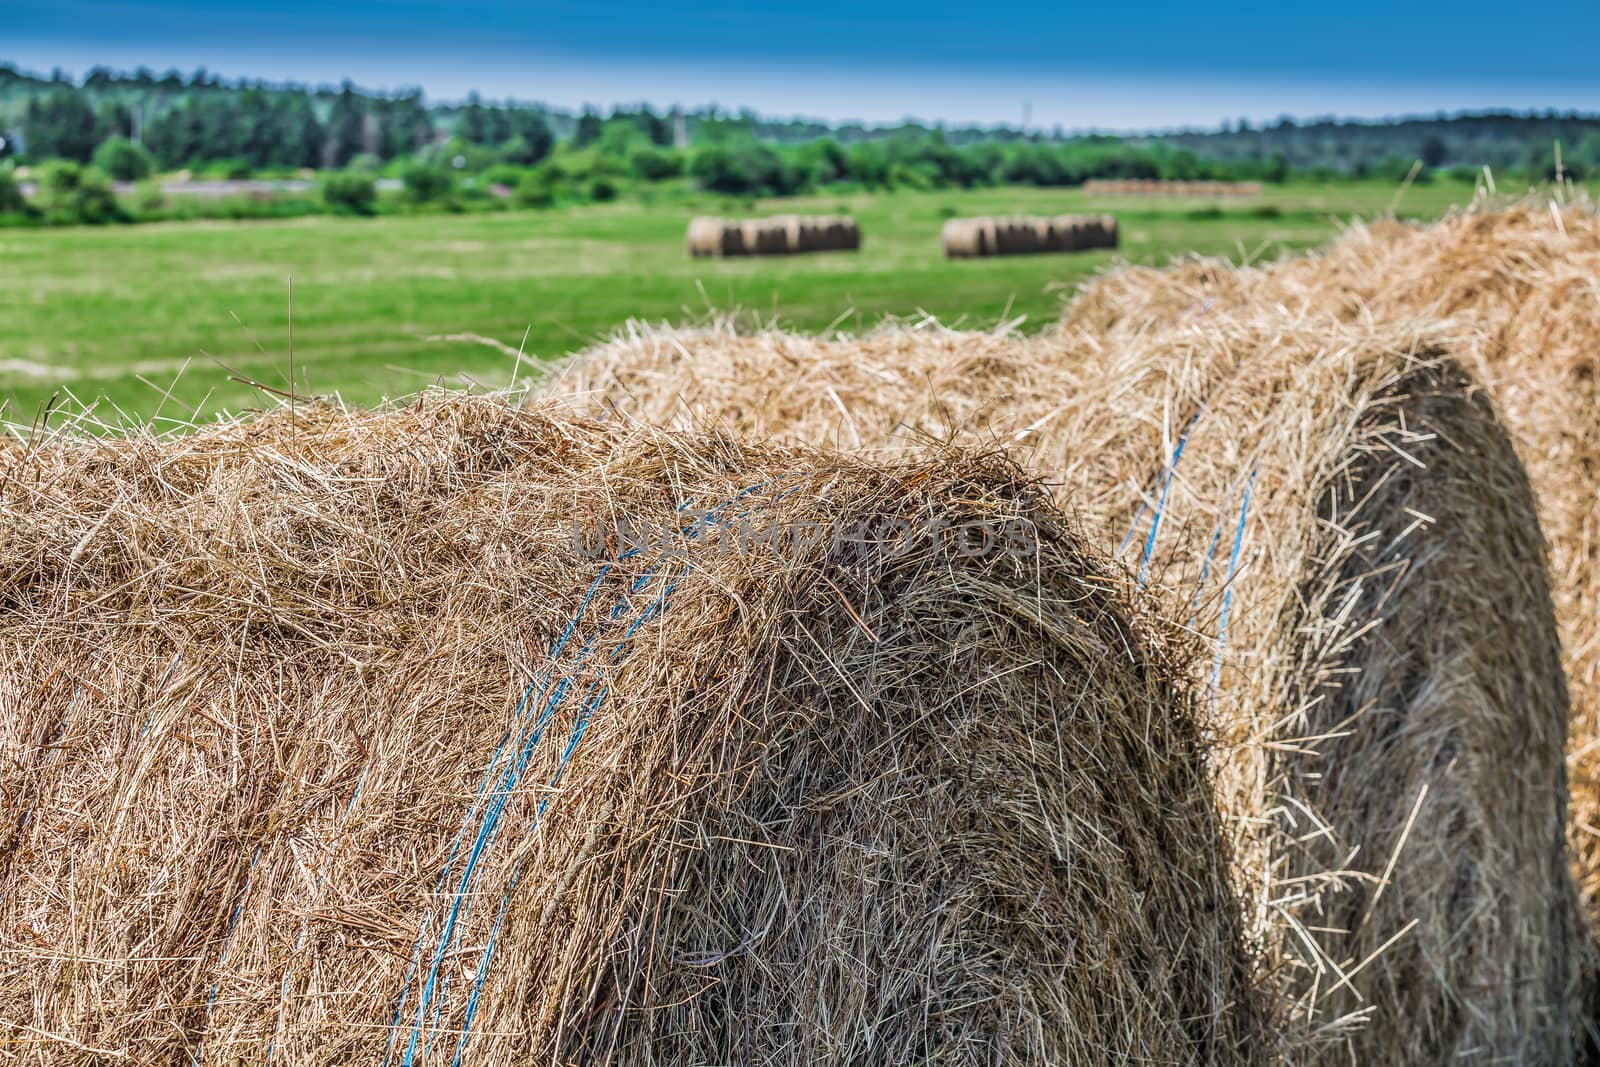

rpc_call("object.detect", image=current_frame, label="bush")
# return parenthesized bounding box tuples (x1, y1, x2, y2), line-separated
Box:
(629, 145, 682, 181)
(589, 177, 618, 202)
(402, 164, 454, 203)
(688, 139, 807, 197)
(0, 167, 26, 215)
(37, 162, 121, 224)
(515, 170, 555, 208)
(92, 137, 155, 182)
(133, 179, 166, 213)
(321, 171, 377, 214)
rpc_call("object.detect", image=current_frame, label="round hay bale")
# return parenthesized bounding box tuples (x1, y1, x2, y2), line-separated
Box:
(1085, 333, 1582, 1065)
(941, 216, 987, 257)
(994, 216, 1046, 256)
(1032, 216, 1057, 250)
(686, 215, 723, 257)
(828, 214, 862, 251)
(1051, 214, 1083, 252)
(1095, 214, 1119, 249)
(685, 216, 745, 257)
(0, 396, 1261, 1065)
(550, 290, 1586, 1060)
(1059, 201, 1600, 937)
(739, 217, 788, 256)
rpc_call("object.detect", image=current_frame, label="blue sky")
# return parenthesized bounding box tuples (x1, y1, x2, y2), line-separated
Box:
(8, 1, 1599, 129)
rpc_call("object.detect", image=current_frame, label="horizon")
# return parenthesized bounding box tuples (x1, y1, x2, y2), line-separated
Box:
(9, 0, 1600, 131)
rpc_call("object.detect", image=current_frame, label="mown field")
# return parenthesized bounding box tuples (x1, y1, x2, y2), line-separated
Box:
(0, 178, 1494, 422)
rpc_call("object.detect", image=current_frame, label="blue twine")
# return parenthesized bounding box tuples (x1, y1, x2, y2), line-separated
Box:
(1137, 420, 1196, 587)
(392, 480, 788, 1065)
(1211, 469, 1256, 690)
(191, 843, 262, 1066)
(1119, 412, 1201, 575)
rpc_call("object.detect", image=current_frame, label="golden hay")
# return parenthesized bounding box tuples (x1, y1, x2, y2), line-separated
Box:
(686, 214, 859, 257)
(1067, 200, 1600, 921)
(551, 257, 1585, 1059)
(0, 396, 1259, 1064)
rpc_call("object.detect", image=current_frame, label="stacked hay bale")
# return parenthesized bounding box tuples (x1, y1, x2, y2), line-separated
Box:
(686, 214, 859, 256)
(942, 214, 1117, 257)
(1084, 179, 1263, 197)
(552, 230, 1588, 1061)
(0, 396, 1260, 1064)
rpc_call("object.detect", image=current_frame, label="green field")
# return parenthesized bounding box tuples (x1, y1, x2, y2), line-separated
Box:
(0, 178, 1493, 423)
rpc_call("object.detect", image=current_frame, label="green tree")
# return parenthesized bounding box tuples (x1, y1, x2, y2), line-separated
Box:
(92, 136, 155, 181)
(22, 87, 102, 162)
(326, 83, 366, 168)
(573, 109, 602, 148)
(1420, 134, 1448, 169)
(508, 111, 553, 163)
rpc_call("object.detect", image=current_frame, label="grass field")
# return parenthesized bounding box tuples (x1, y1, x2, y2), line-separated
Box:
(0, 178, 1496, 422)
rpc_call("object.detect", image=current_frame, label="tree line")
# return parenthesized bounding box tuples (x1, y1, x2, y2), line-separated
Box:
(2, 60, 1597, 221)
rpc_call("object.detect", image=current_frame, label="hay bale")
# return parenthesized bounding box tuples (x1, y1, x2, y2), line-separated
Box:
(685, 216, 745, 257)
(551, 277, 1586, 1060)
(689, 215, 857, 257)
(941, 216, 991, 257)
(1061, 201, 1600, 928)
(739, 216, 788, 255)
(792, 213, 860, 253)
(0, 395, 1261, 1064)
(943, 215, 1112, 258)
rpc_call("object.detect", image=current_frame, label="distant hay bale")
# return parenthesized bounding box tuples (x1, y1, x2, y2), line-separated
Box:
(1084, 179, 1262, 198)
(552, 252, 1586, 1060)
(940, 216, 992, 257)
(0, 396, 1260, 1064)
(943, 214, 1117, 257)
(687, 214, 858, 257)
(685, 215, 746, 257)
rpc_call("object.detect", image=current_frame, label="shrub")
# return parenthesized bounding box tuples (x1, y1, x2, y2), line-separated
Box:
(516, 170, 555, 208)
(688, 139, 806, 197)
(628, 146, 682, 181)
(402, 164, 454, 203)
(321, 171, 377, 214)
(133, 179, 165, 213)
(92, 137, 155, 182)
(37, 161, 121, 224)
(0, 167, 26, 215)
(589, 177, 618, 202)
